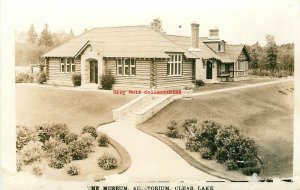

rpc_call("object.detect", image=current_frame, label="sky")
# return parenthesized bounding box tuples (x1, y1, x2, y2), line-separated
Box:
(11, 0, 297, 45)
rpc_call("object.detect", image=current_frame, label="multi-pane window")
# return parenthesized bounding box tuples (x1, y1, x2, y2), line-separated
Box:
(60, 58, 75, 73)
(221, 64, 226, 71)
(237, 61, 244, 70)
(167, 54, 182, 76)
(218, 43, 225, 52)
(116, 58, 136, 76)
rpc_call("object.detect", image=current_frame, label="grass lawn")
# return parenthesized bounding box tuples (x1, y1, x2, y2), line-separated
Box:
(16, 84, 137, 133)
(139, 81, 293, 178)
(193, 78, 277, 92)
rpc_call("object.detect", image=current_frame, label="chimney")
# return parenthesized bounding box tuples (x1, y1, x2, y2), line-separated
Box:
(208, 27, 219, 40)
(191, 22, 199, 49)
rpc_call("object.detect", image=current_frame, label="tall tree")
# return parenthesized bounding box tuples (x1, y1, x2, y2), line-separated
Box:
(265, 35, 278, 71)
(26, 24, 38, 44)
(69, 29, 75, 39)
(149, 18, 164, 33)
(38, 24, 53, 47)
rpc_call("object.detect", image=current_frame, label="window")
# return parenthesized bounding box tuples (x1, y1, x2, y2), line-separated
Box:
(167, 54, 182, 76)
(130, 59, 136, 75)
(116, 58, 136, 76)
(238, 61, 244, 70)
(60, 58, 75, 73)
(218, 43, 225, 52)
(221, 64, 226, 71)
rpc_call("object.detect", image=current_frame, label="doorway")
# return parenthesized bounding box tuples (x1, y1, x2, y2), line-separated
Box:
(90, 60, 98, 83)
(206, 61, 213, 79)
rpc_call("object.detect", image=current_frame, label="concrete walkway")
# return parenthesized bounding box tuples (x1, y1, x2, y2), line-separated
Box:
(98, 121, 221, 182)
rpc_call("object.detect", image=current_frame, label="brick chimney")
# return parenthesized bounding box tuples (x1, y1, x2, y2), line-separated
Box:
(208, 27, 219, 40)
(191, 22, 199, 49)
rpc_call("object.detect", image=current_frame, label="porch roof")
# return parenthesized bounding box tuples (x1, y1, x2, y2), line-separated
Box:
(42, 25, 197, 59)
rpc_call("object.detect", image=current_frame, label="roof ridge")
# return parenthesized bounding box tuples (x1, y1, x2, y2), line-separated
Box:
(89, 25, 149, 30)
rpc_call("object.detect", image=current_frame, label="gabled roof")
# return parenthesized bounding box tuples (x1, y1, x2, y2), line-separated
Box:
(43, 25, 197, 59)
(221, 44, 250, 63)
(164, 35, 221, 61)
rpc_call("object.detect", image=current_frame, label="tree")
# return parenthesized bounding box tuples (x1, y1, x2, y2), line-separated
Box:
(69, 29, 75, 39)
(26, 24, 38, 45)
(149, 18, 164, 33)
(38, 24, 53, 47)
(265, 35, 278, 71)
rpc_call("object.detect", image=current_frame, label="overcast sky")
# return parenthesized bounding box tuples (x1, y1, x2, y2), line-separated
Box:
(12, 0, 297, 45)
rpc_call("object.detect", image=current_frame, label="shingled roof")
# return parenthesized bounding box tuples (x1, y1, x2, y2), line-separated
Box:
(43, 25, 197, 59)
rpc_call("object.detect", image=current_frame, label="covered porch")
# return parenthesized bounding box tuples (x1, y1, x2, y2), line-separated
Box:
(217, 62, 248, 82)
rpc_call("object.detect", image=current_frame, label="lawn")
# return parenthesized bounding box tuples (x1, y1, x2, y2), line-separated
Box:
(139, 81, 294, 178)
(16, 84, 137, 133)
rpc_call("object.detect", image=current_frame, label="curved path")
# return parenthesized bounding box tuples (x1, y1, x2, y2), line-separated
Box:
(98, 121, 221, 182)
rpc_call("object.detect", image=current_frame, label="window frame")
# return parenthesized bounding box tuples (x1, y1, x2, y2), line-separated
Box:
(167, 54, 183, 76)
(60, 58, 75, 73)
(116, 58, 136, 76)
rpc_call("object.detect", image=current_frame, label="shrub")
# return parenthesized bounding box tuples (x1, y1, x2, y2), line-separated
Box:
(35, 123, 69, 143)
(225, 160, 239, 170)
(165, 120, 179, 138)
(199, 147, 213, 160)
(16, 125, 37, 150)
(15, 72, 34, 83)
(185, 137, 202, 152)
(32, 164, 43, 176)
(242, 166, 262, 176)
(64, 164, 80, 176)
(20, 141, 44, 165)
(215, 125, 240, 148)
(195, 80, 205, 87)
(82, 126, 98, 139)
(71, 73, 81, 87)
(100, 73, 115, 90)
(48, 144, 72, 169)
(17, 154, 23, 171)
(97, 133, 110, 147)
(97, 154, 118, 170)
(43, 137, 65, 155)
(36, 72, 46, 84)
(182, 118, 198, 131)
(69, 133, 95, 160)
(68, 140, 89, 160)
(63, 132, 78, 144)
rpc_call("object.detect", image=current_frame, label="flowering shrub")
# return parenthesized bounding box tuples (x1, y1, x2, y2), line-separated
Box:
(48, 144, 72, 169)
(35, 123, 69, 143)
(15, 72, 34, 83)
(165, 120, 179, 138)
(64, 164, 80, 176)
(97, 154, 118, 170)
(63, 132, 78, 144)
(97, 133, 110, 147)
(36, 72, 46, 84)
(82, 126, 98, 139)
(20, 141, 44, 165)
(32, 164, 43, 176)
(16, 125, 37, 150)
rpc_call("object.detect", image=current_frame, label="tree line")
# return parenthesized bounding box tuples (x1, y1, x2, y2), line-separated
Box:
(15, 24, 88, 66)
(247, 35, 294, 74)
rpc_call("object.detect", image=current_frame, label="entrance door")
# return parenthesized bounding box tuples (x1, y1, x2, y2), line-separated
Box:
(206, 61, 213, 79)
(90, 61, 98, 83)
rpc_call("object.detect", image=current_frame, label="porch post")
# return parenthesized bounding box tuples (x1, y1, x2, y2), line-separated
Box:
(97, 57, 104, 87)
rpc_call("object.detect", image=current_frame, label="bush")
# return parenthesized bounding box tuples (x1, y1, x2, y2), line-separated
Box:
(64, 164, 80, 176)
(199, 147, 213, 160)
(100, 73, 115, 90)
(165, 120, 179, 138)
(17, 154, 23, 171)
(16, 125, 37, 150)
(15, 72, 34, 83)
(195, 80, 205, 87)
(182, 118, 198, 131)
(43, 138, 65, 156)
(69, 133, 95, 160)
(82, 126, 98, 139)
(36, 72, 47, 84)
(71, 73, 81, 87)
(32, 164, 43, 176)
(97, 154, 118, 170)
(35, 123, 69, 143)
(225, 160, 239, 170)
(97, 133, 110, 147)
(20, 141, 44, 165)
(185, 137, 202, 152)
(242, 166, 262, 176)
(48, 144, 72, 169)
(63, 132, 78, 144)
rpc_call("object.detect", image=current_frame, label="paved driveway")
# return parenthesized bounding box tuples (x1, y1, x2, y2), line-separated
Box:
(98, 121, 220, 182)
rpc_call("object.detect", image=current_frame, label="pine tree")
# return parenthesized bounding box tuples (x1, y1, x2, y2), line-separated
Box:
(265, 35, 278, 71)
(69, 29, 75, 39)
(27, 24, 37, 44)
(38, 24, 53, 47)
